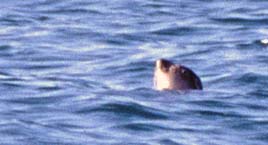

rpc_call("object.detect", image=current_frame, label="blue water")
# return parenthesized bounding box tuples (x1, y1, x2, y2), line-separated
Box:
(0, 0, 268, 145)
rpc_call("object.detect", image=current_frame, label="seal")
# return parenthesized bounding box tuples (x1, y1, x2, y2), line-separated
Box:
(154, 59, 203, 90)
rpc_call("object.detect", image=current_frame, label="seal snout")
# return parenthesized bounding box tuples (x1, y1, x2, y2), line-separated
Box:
(156, 59, 163, 68)
(156, 59, 173, 71)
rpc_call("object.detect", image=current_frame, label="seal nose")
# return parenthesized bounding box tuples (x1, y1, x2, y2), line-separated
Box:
(156, 59, 174, 70)
(156, 59, 163, 68)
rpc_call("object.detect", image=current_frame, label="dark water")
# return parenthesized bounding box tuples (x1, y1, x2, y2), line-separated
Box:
(0, 0, 268, 145)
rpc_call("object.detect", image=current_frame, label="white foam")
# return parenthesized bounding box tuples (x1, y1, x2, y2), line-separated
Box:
(24, 30, 49, 37)
(0, 27, 15, 35)
(260, 39, 268, 45)
(258, 29, 268, 35)
(103, 80, 126, 90)
(0, 74, 11, 79)
(75, 43, 108, 52)
(9, 41, 22, 47)
(130, 42, 178, 60)
(222, 49, 253, 61)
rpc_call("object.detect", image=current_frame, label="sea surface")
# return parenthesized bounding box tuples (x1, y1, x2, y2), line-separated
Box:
(0, 0, 268, 145)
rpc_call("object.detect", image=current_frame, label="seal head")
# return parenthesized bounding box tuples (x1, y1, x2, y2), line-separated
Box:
(154, 59, 202, 90)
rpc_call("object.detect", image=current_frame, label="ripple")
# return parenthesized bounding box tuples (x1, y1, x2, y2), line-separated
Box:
(237, 72, 264, 84)
(116, 123, 161, 132)
(152, 27, 197, 36)
(159, 139, 182, 145)
(190, 109, 248, 119)
(77, 102, 169, 120)
(211, 17, 268, 25)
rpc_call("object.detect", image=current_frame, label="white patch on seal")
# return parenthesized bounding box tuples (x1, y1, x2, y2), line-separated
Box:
(154, 60, 171, 90)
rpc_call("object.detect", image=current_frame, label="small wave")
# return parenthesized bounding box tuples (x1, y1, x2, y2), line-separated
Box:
(189, 109, 248, 119)
(237, 72, 264, 84)
(76, 102, 169, 120)
(40, 8, 103, 16)
(115, 123, 163, 132)
(211, 17, 268, 25)
(152, 27, 197, 36)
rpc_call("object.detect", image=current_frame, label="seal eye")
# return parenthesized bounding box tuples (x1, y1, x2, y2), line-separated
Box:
(180, 69, 185, 74)
(180, 68, 189, 78)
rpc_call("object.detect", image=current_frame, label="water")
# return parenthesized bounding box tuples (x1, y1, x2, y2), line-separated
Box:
(0, 0, 268, 144)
